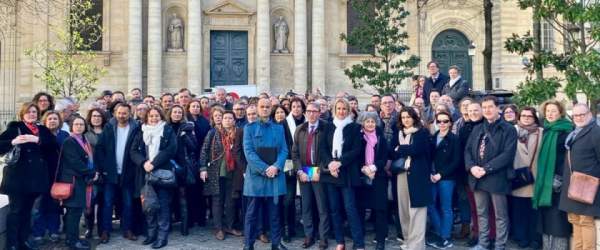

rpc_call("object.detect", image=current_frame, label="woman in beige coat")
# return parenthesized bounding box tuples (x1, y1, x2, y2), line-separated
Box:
(509, 107, 543, 249)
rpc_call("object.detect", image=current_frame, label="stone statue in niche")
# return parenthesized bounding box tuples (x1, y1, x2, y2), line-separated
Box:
(273, 16, 289, 53)
(168, 13, 184, 52)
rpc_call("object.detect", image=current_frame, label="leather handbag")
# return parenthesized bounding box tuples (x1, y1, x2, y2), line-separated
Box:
(147, 167, 177, 188)
(511, 133, 539, 190)
(50, 146, 74, 203)
(390, 157, 407, 175)
(567, 151, 599, 205)
(2, 127, 22, 167)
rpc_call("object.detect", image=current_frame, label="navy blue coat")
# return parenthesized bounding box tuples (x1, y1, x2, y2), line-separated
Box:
(431, 131, 461, 181)
(423, 73, 449, 106)
(58, 137, 95, 208)
(319, 122, 363, 187)
(94, 118, 139, 186)
(389, 127, 433, 207)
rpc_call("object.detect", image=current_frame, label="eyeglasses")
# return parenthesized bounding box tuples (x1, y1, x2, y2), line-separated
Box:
(306, 110, 320, 114)
(520, 114, 534, 118)
(573, 113, 588, 119)
(234, 108, 245, 111)
(436, 120, 451, 124)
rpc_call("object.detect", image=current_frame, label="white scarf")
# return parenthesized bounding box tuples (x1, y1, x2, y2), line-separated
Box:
(285, 113, 303, 143)
(142, 121, 166, 161)
(332, 116, 353, 158)
(448, 76, 461, 88)
(399, 127, 418, 169)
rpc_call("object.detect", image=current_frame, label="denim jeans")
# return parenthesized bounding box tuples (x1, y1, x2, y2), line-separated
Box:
(146, 186, 172, 240)
(244, 196, 282, 248)
(101, 183, 133, 233)
(31, 194, 61, 237)
(427, 180, 455, 240)
(325, 184, 365, 248)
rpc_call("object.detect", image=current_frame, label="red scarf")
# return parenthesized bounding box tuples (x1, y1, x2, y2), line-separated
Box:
(25, 122, 39, 135)
(220, 127, 237, 172)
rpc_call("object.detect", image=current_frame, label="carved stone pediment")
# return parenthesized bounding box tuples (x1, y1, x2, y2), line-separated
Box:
(205, 1, 254, 16)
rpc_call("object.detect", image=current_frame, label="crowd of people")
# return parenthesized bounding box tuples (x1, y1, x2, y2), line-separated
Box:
(0, 61, 599, 250)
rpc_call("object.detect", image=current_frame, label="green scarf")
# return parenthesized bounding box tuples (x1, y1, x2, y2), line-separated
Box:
(532, 118, 572, 208)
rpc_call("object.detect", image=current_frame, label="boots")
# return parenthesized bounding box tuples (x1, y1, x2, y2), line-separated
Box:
(143, 227, 157, 245)
(180, 190, 189, 236)
(455, 223, 470, 239)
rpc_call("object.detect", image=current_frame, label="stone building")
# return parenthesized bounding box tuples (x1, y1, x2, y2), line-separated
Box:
(0, 0, 561, 121)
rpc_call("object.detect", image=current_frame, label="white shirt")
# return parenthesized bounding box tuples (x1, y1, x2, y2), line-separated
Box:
(115, 124, 130, 175)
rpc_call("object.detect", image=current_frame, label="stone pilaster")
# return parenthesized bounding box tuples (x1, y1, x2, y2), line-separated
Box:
(187, 0, 202, 95)
(256, 0, 270, 93)
(127, 0, 142, 92)
(293, 0, 308, 94)
(312, 0, 326, 93)
(147, 0, 162, 96)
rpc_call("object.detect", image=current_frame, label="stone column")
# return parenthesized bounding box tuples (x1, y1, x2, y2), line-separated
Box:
(256, 0, 270, 93)
(312, 0, 326, 93)
(293, 0, 308, 94)
(147, 0, 162, 96)
(187, 0, 202, 95)
(127, 0, 142, 92)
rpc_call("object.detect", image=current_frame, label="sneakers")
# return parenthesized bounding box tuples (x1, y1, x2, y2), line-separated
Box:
(432, 239, 454, 249)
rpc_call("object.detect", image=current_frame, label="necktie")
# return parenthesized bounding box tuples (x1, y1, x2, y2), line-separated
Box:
(306, 125, 315, 165)
(479, 134, 487, 160)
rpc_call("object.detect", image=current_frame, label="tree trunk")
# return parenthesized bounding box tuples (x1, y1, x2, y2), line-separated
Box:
(532, 9, 543, 80)
(483, 0, 493, 90)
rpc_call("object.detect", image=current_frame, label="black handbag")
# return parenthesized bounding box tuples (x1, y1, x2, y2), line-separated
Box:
(147, 167, 177, 188)
(511, 133, 539, 190)
(390, 157, 407, 175)
(171, 159, 185, 177)
(2, 128, 22, 167)
(141, 181, 159, 215)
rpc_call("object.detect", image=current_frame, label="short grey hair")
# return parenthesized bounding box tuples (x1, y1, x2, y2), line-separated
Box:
(357, 111, 381, 127)
(55, 98, 74, 112)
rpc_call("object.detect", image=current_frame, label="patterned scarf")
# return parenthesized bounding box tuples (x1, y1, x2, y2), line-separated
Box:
(25, 122, 39, 135)
(220, 127, 237, 172)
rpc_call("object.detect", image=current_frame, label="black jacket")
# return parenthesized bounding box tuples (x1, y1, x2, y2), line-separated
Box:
(442, 77, 469, 102)
(357, 128, 389, 210)
(559, 122, 600, 217)
(464, 119, 517, 194)
(189, 115, 211, 152)
(0, 121, 57, 195)
(423, 73, 449, 106)
(319, 122, 363, 187)
(390, 127, 433, 207)
(457, 119, 483, 184)
(431, 131, 461, 181)
(94, 118, 139, 186)
(58, 137, 95, 208)
(171, 121, 199, 185)
(130, 124, 178, 196)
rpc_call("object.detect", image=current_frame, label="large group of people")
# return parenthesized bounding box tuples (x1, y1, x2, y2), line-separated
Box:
(0, 60, 599, 250)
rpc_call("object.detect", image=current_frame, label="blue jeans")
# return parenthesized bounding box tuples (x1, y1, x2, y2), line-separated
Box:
(146, 186, 172, 240)
(31, 194, 61, 237)
(325, 184, 365, 248)
(427, 180, 455, 240)
(101, 183, 133, 233)
(244, 196, 282, 247)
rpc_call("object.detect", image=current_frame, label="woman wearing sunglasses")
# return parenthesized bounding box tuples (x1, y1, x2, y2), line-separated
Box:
(427, 111, 460, 249)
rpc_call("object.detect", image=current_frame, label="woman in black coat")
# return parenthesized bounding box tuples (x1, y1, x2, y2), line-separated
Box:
(59, 116, 96, 250)
(389, 107, 433, 250)
(130, 107, 177, 249)
(319, 98, 365, 250)
(355, 112, 389, 250)
(185, 99, 211, 227)
(167, 105, 198, 235)
(0, 102, 57, 250)
(427, 111, 460, 248)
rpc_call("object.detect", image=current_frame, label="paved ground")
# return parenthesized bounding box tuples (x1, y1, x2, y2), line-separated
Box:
(37, 225, 526, 250)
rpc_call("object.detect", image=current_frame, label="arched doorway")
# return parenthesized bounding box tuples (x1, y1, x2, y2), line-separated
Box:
(432, 29, 472, 87)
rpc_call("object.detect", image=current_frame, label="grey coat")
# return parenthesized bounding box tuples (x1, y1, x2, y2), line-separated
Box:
(442, 77, 469, 102)
(559, 121, 600, 217)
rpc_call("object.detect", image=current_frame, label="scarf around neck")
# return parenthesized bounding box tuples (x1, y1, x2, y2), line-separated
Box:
(516, 122, 540, 144)
(532, 118, 572, 208)
(142, 121, 166, 162)
(332, 116, 353, 158)
(286, 113, 304, 143)
(399, 127, 418, 169)
(220, 127, 237, 172)
(448, 76, 461, 88)
(25, 122, 39, 135)
(363, 130, 377, 165)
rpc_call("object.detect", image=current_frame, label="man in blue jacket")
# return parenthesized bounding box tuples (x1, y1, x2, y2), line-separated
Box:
(242, 98, 288, 250)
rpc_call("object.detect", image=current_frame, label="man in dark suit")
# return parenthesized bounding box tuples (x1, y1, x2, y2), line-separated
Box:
(423, 61, 449, 106)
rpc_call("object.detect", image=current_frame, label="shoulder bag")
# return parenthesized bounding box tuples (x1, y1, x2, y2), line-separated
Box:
(566, 151, 599, 205)
(511, 132, 539, 190)
(50, 145, 75, 203)
(2, 127, 22, 167)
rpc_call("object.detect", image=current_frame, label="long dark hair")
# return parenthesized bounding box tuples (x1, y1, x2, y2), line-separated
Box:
(397, 107, 423, 130)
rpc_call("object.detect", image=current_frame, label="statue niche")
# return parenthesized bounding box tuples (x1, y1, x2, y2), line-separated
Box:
(167, 13, 184, 52)
(272, 16, 289, 53)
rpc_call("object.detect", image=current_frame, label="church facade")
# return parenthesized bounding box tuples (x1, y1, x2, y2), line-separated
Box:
(0, 0, 559, 109)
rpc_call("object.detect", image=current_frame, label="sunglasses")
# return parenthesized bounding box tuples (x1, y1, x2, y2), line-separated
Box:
(436, 119, 451, 124)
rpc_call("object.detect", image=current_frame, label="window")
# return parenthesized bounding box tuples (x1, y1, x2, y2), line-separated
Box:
(346, 0, 374, 54)
(75, 0, 103, 51)
(541, 20, 554, 51)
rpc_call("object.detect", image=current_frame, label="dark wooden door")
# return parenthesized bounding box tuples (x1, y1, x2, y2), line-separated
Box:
(432, 29, 472, 87)
(210, 31, 248, 86)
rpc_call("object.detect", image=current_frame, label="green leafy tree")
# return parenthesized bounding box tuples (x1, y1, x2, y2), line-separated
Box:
(340, 0, 420, 95)
(504, 0, 600, 111)
(25, 0, 106, 101)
